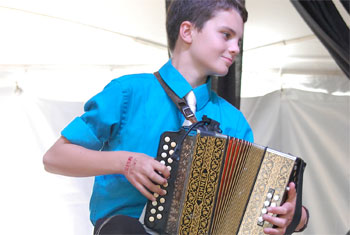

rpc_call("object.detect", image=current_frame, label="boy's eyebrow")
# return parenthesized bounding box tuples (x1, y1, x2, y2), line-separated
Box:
(220, 26, 236, 34)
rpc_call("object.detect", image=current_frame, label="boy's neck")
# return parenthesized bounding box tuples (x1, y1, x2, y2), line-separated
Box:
(171, 52, 207, 89)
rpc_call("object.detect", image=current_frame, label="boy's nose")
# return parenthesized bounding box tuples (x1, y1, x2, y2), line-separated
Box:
(228, 41, 240, 55)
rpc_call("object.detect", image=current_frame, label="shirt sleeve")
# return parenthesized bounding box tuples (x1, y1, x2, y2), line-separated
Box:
(61, 79, 128, 150)
(235, 111, 254, 143)
(214, 95, 254, 143)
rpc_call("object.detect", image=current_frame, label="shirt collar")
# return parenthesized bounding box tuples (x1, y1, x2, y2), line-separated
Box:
(158, 59, 211, 111)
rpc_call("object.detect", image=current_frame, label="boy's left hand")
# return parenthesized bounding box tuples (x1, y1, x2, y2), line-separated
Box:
(262, 182, 296, 235)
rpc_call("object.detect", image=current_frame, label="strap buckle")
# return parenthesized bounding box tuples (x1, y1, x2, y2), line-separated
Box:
(182, 106, 194, 119)
(179, 102, 194, 119)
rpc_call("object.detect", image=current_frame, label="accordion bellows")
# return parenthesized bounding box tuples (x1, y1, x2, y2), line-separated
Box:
(145, 130, 302, 235)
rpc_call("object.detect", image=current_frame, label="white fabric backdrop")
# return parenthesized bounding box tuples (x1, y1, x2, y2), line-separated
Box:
(241, 88, 350, 235)
(0, 93, 94, 234)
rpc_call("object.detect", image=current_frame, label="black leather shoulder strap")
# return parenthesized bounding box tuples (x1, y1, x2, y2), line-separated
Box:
(154, 71, 197, 124)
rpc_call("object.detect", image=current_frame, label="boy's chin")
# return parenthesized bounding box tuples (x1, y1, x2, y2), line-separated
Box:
(212, 69, 230, 77)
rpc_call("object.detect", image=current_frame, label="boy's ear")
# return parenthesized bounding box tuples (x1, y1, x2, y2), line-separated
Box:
(179, 21, 194, 45)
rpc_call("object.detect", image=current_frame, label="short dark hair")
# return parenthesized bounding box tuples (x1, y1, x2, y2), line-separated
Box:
(166, 0, 248, 51)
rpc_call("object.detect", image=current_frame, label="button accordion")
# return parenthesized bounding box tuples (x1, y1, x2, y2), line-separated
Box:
(144, 128, 306, 235)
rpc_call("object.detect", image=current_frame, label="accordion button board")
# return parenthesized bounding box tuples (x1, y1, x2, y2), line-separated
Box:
(145, 130, 186, 230)
(144, 129, 302, 235)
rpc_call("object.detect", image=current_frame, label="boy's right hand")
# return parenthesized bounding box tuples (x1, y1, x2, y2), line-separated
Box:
(123, 153, 170, 201)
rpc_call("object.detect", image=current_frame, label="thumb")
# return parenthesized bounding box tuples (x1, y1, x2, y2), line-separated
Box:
(287, 182, 297, 203)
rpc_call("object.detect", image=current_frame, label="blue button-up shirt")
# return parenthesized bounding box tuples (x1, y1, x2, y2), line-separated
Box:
(62, 59, 253, 225)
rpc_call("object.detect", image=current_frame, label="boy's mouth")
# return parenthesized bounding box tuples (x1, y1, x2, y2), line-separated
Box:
(222, 56, 233, 65)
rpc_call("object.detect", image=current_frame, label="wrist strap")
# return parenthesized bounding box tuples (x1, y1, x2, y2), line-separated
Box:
(286, 159, 307, 234)
(296, 206, 310, 232)
(154, 71, 198, 124)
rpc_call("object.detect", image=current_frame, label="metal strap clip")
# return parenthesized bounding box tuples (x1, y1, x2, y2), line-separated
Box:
(180, 103, 194, 119)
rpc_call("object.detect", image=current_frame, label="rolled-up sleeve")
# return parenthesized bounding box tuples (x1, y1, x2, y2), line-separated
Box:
(61, 79, 127, 150)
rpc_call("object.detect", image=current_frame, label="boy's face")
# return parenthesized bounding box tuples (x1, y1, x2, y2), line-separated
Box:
(190, 9, 243, 77)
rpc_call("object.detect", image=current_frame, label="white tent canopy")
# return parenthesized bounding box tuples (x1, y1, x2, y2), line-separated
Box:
(0, 0, 348, 234)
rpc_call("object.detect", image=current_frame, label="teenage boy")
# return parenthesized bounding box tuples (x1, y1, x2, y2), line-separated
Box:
(43, 0, 308, 234)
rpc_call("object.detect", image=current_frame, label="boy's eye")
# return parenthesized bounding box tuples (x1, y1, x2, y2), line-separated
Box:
(222, 32, 231, 39)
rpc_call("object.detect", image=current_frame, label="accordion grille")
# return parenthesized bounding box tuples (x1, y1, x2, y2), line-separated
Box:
(179, 135, 227, 235)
